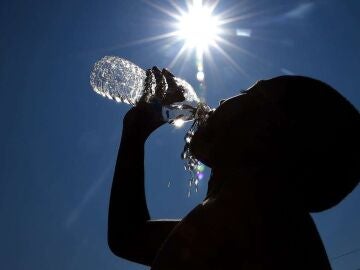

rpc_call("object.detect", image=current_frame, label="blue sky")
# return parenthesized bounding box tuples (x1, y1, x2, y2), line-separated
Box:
(1, 0, 359, 269)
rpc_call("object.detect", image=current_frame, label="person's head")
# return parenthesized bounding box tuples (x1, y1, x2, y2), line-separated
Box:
(190, 76, 360, 212)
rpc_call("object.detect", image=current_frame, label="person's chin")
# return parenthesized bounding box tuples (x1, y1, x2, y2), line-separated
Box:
(189, 134, 213, 167)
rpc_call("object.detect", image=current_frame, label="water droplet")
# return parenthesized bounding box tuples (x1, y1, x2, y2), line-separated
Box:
(181, 103, 213, 197)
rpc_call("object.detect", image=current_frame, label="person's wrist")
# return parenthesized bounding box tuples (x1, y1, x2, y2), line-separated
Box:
(121, 125, 150, 143)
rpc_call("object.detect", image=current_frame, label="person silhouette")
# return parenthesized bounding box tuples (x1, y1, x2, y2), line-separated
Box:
(108, 70, 360, 270)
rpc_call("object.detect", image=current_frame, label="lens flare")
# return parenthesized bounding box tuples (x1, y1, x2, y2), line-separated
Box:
(197, 164, 205, 172)
(196, 71, 205, 81)
(196, 172, 204, 180)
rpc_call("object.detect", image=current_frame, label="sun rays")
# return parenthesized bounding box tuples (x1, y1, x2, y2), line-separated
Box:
(139, 0, 255, 85)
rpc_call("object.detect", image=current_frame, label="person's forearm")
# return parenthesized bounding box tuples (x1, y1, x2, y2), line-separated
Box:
(108, 127, 150, 245)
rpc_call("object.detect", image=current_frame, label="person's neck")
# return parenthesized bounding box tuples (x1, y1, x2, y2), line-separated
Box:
(206, 165, 293, 207)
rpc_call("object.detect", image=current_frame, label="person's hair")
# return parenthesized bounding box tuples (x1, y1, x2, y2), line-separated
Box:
(203, 76, 360, 212)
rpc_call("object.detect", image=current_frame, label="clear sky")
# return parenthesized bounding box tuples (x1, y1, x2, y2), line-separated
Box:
(1, 0, 359, 269)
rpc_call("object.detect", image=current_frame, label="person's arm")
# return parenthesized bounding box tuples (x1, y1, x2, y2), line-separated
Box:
(108, 102, 180, 266)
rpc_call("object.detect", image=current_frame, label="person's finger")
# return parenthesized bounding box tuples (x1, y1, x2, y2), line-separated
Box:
(162, 68, 175, 77)
(161, 68, 186, 105)
(162, 68, 177, 89)
(162, 68, 178, 103)
(138, 68, 154, 104)
(152, 66, 162, 77)
(152, 66, 166, 100)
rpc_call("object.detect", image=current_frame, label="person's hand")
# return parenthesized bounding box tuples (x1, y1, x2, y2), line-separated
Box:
(123, 99, 165, 140)
(141, 66, 186, 105)
(161, 68, 186, 105)
(122, 66, 186, 140)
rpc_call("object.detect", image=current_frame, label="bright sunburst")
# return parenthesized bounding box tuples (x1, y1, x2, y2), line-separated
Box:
(140, 0, 256, 85)
(176, 0, 221, 51)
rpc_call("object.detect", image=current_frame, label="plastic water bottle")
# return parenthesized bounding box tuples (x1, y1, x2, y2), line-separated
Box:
(90, 56, 202, 124)
(90, 56, 213, 194)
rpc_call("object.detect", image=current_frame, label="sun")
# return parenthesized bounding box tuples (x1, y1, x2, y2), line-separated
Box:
(176, 0, 221, 51)
(141, 0, 255, 83)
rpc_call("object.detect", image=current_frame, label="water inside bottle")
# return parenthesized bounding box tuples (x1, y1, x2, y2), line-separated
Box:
(90, 56, 147, 105)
